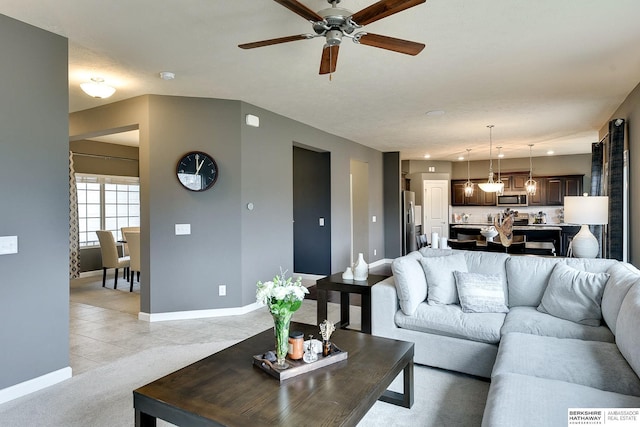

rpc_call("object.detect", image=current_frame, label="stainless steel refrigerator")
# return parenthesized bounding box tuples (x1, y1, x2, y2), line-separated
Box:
(402, 191, 417, 255)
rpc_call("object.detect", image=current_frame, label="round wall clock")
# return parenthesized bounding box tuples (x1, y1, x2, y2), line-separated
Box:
(176, 151, 219, 192)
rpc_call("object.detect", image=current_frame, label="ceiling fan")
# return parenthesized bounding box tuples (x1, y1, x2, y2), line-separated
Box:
(239, 0, 426, 75)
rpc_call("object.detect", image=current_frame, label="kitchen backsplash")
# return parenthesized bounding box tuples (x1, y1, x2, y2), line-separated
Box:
(449, 205, 566, 225)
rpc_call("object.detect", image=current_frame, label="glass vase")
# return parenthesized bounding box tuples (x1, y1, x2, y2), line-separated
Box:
(272, 312, 293, 368)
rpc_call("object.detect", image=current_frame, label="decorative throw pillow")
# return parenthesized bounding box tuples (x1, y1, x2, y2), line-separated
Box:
(537, 263, 610, 326)
(419, 253, 468, 305)
(454, 271, 509, 313)
(391, 252, 428, 316)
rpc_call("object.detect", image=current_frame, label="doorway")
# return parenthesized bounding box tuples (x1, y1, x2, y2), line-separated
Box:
(423, 180, 449, 240)
(293, 146, 331, 275)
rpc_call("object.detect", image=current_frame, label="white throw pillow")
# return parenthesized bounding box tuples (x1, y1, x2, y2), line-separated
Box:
(419, 253, 468, 305)
(391, 252, 428, 316)
(537, 263, 610, 326)
(454, 271, 509, 313)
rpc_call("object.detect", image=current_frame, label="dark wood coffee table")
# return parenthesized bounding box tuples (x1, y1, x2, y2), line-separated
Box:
(133, 322, 413, 426)
(316, 273, 390, 334)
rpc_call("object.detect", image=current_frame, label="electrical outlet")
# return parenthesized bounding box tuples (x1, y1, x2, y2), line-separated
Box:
(218, 285, 226, 296)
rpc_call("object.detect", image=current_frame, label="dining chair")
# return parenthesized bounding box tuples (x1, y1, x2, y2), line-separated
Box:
(120, 226, 141, 257)
(96, 230, 130, 289)
(123, 230, 140, 292)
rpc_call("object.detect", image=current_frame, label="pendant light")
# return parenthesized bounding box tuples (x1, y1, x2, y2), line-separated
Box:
(463, 149, 474, 197)
(525, 144, 537, 195)
(478, 125, 503, 193)
(496, 146, 504, 196)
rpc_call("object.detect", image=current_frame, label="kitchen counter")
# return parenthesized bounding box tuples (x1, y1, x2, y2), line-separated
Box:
(452, 224, 562, 231)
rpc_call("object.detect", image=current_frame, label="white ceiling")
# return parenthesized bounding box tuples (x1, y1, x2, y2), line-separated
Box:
(3, 0, 640, 161)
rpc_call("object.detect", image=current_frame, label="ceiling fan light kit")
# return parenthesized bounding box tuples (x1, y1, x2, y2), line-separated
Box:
(239, 0, 426, 75)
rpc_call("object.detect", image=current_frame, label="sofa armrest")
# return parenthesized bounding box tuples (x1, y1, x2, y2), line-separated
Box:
(371, 277, 401, 337)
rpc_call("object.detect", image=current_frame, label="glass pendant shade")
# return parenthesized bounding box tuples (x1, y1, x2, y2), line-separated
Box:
(478, 125, 502, 193)
(464, 148, 474, 197)
(525, 144, 537, 196)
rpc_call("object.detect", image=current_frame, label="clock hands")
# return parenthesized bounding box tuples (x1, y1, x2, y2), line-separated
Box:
(194, 159, 205, 176)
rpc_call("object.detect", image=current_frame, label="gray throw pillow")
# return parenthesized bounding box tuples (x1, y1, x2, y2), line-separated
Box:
(454, 271, 509, 313)
(391, 252, 428, 316)
(419, 253, 468, 305)
(537, 263, 610, 326)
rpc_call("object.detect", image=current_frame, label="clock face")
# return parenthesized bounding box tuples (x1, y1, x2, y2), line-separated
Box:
(176, 151, 218, 192)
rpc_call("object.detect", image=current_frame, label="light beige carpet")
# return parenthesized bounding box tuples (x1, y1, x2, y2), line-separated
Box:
(0, 341, 489, 426)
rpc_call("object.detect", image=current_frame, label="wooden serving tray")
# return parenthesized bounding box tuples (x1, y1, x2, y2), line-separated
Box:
(253, 343, 348, 382)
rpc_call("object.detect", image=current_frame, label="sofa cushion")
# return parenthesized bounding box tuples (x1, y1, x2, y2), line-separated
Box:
(462, 251, 510, 305)
(500, 306, 614, 342)
(454, 271, 509, 313)
(419, 253, 468, 305)
(391, 251, 427, 316)
(537, 263, 610, 326)
(602, 262, 640, 334)
(482, 373, 640, 427)
(492, 332, 640, 396)
(616, 282, 640, 378)
(395, 302, 505, 344)
(505, 256, 562, 307)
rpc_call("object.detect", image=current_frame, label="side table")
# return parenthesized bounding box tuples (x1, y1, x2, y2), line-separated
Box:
(316, 273, 390, 334)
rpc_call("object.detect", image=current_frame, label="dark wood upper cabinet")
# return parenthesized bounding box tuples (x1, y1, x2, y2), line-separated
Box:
(451, 174, 583, 206)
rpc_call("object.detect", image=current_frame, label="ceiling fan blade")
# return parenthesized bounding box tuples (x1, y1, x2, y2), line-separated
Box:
(357, 33, 425, 55)
(238, 34, 310, 49)
(351, 0, 426, 26)
(319, 45, 339, 75)
(273, 0, 324, 22)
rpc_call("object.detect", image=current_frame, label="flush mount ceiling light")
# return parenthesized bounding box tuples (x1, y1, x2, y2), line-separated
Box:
(80, 77, 116, 99)
(525, 144, 537, 196)
(464, 148, 474, 197)
(478, 125, 504, 193)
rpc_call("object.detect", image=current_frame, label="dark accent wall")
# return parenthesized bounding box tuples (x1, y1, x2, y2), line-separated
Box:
(0, 15, 69, 389)
(293, 146, 331, 275)
(384, 152, 402, 259)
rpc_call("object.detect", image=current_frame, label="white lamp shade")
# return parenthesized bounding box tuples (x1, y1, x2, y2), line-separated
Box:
(564, 196, 609, 225)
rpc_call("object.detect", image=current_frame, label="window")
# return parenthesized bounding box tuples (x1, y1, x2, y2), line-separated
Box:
(76, 174, 140, 246)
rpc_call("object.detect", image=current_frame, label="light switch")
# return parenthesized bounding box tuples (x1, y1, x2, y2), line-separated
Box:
(0, 236, 18, 255)
(319, 217, 325, 226)
(372, 216, 377, 223)
(175, 224, 191, 235)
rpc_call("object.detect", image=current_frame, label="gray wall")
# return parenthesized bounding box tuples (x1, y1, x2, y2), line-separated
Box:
(599, 80, 640, 267)
(0, 15, 69, 389)
(70, 96, 385, 313)
(351, 160, 370, 266)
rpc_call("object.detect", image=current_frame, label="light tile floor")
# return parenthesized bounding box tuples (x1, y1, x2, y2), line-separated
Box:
(69, 276, 360, 375)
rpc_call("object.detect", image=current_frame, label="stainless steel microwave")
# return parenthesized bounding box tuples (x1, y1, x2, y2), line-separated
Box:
(496, 194, 528, 207)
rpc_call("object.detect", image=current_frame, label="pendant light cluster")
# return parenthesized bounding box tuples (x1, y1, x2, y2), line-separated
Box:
(464, 148, 474, 197)
(478, 125, 504, 193)
(525, 144, 537, 195)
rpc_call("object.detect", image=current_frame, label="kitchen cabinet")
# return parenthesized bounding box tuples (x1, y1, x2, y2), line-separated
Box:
(451, 180, 497, 206)
(451, 174, 583, 206)
(545, 175, 583, 206)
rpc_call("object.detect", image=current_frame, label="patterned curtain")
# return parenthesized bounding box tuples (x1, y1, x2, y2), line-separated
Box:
(608, 119, 625, 261)
(590, 142, 604, 257)
(69, 151, 80, 279)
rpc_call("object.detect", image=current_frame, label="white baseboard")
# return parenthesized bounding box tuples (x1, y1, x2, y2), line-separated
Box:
(139, 301, 263, 322)
(369, 258, 393, 268)
(0, 366, 72, 405)
(79, 270, 102, 278)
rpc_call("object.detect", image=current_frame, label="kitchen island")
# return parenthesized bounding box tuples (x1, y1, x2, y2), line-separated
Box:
(450, 224, 579, 256)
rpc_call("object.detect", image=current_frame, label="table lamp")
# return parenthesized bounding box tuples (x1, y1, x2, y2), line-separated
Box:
(564, 195, 609, 258)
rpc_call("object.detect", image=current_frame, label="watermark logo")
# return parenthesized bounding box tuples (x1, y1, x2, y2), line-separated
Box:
(568, 408, 639, 426)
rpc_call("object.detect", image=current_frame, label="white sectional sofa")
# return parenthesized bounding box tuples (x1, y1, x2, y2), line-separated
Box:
(371, 248, 640, 426)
